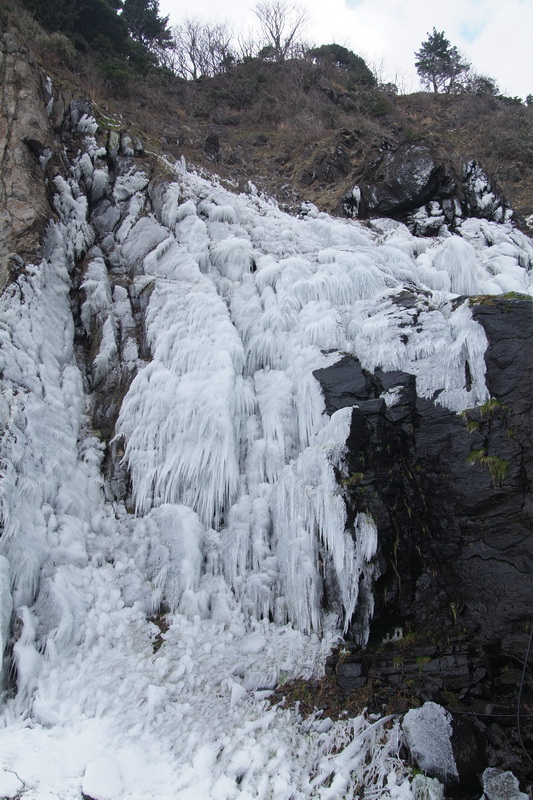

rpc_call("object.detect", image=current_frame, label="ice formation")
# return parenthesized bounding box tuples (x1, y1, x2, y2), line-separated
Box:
(1, 117, 533, 798)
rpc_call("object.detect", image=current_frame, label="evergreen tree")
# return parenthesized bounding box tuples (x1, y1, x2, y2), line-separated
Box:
(121, 0, 171, 50)
(21, 0, 130, 54)
(308, 44, 375, 86)
(75, 0, 130, 53)
(414, 29, 469, 93)
(21, 0, 78, 33)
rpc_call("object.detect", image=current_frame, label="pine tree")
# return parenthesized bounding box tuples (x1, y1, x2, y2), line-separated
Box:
(414, 29, 469, 93)
(121, 0, 171, 50)
(21, 0, 130, 54)
(75, 0, 130, 53)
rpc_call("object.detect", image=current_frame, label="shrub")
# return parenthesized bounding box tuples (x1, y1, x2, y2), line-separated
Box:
(42, 30, 77, 67)
(307, 44, 375, 86)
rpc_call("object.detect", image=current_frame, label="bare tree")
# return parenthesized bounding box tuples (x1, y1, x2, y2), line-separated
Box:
(254, 1, 308, 62)
(235, 29, 261, 62)
(368, 56, 413, 95)
(171, 18, 235, 79)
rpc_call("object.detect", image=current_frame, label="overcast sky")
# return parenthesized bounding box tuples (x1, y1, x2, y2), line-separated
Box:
(159, 0, 532, 99)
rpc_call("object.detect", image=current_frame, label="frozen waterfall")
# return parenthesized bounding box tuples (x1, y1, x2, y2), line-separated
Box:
(0, 116, 533, 798)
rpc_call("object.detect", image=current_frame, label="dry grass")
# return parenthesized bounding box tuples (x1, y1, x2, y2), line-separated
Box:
(6, 0, 533, 220)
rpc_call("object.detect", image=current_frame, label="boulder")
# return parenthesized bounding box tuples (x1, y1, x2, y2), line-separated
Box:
(351, 142, 456, 219)
(344, 141, 512, 234)
(481, 768, 529, 800)
(403, 702, 458, 786)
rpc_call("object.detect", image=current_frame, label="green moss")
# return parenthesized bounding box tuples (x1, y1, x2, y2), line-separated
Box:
(485, 456, 510, 486)
(469, 292, 532, 307)
(450, 601, 458, 624)
(342, 472, 364, 487)
(500, 292, 532, 301)
(466, 447, 486, 465)
(468, 294, 498, 306)
(479, 397, 509, 417)
(466, 448, 510, 486)
(417, 655, 431, 672)
(461, 398, 510, 427)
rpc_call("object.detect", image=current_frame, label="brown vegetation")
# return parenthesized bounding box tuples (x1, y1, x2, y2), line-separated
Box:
(6, 0, 533, 221)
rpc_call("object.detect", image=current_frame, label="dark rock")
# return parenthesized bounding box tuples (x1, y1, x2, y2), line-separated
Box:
(336, 659, 368, 693)
(204, 132, 220, 160)
(313, 355, 375, 414)
(450, 715, 487, 791)
(316, 297, 533, 782)
(354, 142, 456, 218)
(302, 143, 351, 186)
(345, 141, 512, 233)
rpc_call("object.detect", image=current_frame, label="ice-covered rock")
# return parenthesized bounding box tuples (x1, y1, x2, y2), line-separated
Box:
(481, 767, 529, 800)
(1, 66, 533, 799)
(403, 702, 458, 785)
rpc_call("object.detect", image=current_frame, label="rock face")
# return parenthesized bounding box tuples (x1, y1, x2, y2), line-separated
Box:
(315, 298, 533, 646)
(342, 141, 512, 234)
(0, 13, 54, 291)
(315, 297, 533, 784)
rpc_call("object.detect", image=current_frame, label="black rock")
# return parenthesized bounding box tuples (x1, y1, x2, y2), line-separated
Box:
(315, 298, 533, 782)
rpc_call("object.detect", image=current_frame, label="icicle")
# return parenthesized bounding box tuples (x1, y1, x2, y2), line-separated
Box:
(431, 236, 481, 295)
(12, 606, 43, 704)
(211, 237, 254, 281)
(141, 504, 205, 613)
(117, 280, 245, 526)
(0, 557, 12, 678)
(92, 316, 118, 384)
(271, 408, 363, 633)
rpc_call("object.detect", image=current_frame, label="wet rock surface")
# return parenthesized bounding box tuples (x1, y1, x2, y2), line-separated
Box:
(316, 297, 533, 788)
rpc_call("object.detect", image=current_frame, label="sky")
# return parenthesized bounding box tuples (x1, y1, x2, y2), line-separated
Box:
(158, 0, 532, 99)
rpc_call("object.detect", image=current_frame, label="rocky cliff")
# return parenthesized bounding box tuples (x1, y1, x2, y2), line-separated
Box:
(316, 297, 533, 786)
(0, 9, 52, 291)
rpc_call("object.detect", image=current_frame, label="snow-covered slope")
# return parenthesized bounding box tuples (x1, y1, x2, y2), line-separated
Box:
(0, 116, 532, 799)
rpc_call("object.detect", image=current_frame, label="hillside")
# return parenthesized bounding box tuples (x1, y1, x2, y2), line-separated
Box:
(11, 0, 533, 227)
